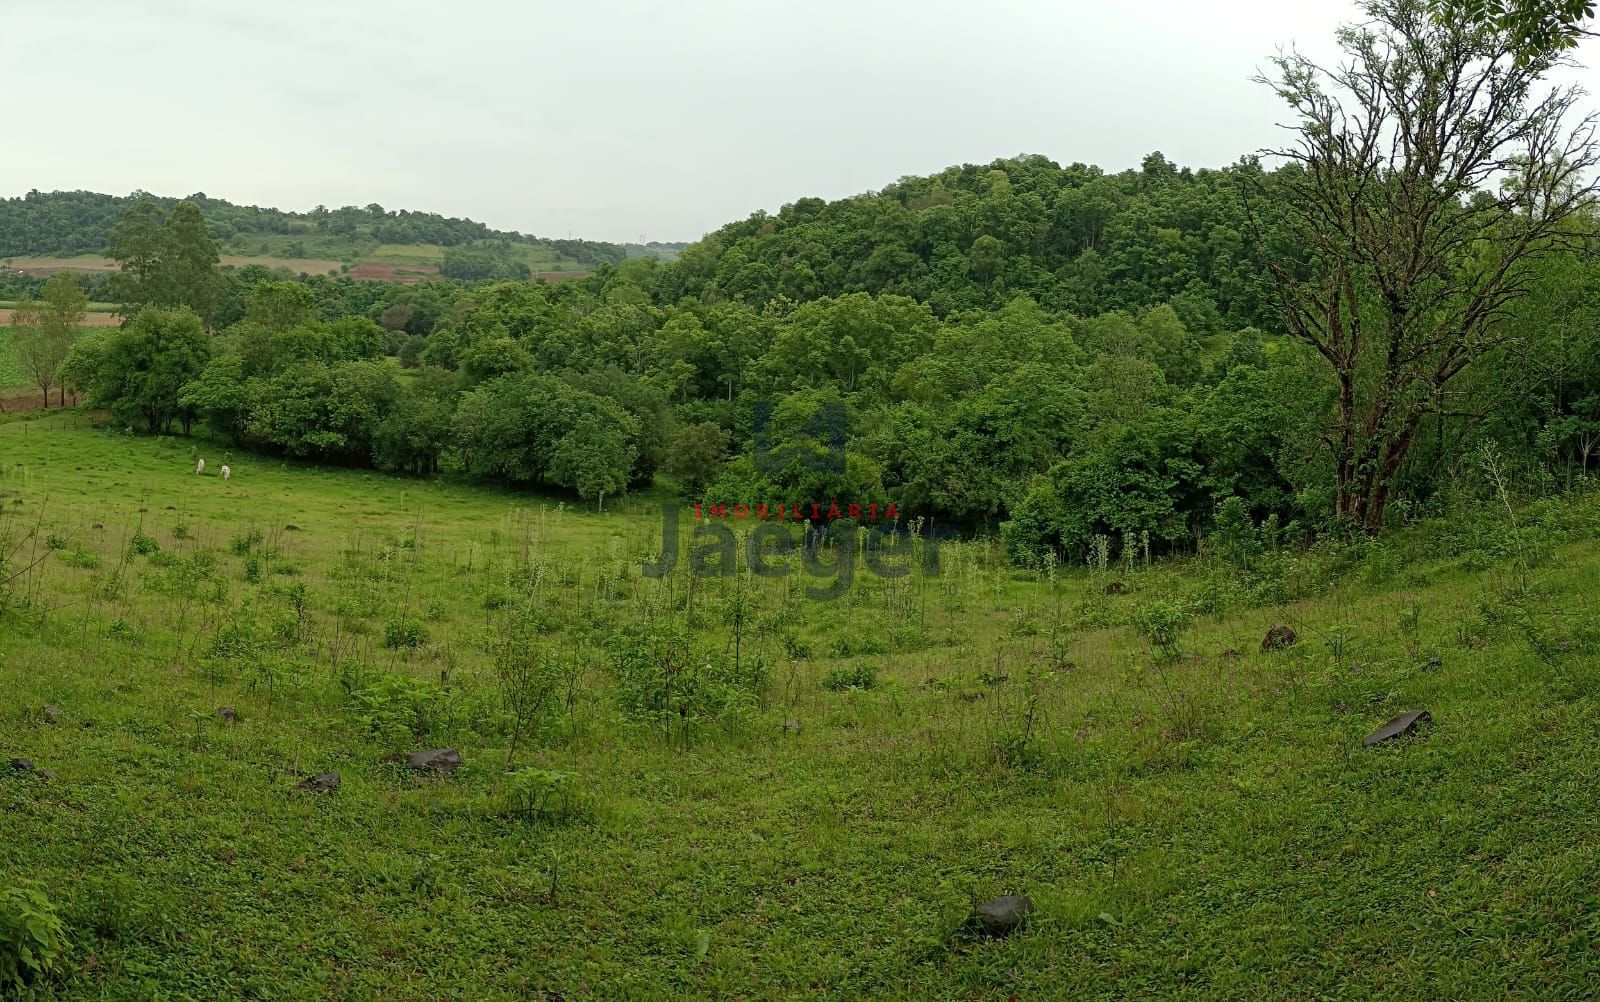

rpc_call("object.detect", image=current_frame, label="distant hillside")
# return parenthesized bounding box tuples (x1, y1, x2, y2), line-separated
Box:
(0, 190, 686, 282)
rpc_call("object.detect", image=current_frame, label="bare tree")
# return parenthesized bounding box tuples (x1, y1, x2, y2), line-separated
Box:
(1255, 0, 1599, 534)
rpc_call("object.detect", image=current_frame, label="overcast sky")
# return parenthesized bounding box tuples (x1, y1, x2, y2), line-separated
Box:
(6, 1, 1596, 244)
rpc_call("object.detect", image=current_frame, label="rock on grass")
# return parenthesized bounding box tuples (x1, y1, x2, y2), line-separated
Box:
(296, 772, 340, 793)
(1363, 709, 1431, 747)
(407, 749, 462, 776)
(973, 895, 1033, 937)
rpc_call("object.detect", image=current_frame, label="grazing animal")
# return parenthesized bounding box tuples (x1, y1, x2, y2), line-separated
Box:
(220, 465, 231, 482)
(196, 458, 205, 475)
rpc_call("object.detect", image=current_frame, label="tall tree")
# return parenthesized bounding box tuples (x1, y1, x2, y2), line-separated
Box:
(1256, 0, 1599, 533)
(106, 201, 165, 316)
(107, 201, 224, 326)
(152, 201, 224, 325)
(10, 273, 86, 407)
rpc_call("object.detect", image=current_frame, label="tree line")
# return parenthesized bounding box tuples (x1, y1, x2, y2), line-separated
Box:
(0, 189, 656, 266)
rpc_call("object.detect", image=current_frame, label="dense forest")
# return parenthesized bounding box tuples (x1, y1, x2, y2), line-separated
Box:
(23, 0, 1600, 565)
(0, 189, 678, 266)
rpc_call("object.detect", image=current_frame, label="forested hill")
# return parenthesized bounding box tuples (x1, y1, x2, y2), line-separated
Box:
(0, 189, 682, 267)
(33, 144, 1600, 558)
(643, 151, 1285, 332)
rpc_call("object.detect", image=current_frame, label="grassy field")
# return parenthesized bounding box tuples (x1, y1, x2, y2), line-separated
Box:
(368, 242, 588, 271)
(370, 243, 446, 265)
(3, 416, 1600, 998)
(0, 329, 22, 388)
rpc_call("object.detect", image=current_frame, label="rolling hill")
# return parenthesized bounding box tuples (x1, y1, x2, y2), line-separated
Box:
(0, 189, 687, 285)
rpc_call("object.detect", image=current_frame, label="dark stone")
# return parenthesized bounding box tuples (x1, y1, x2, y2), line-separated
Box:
(216, 707, 238, 724)
(284, 524, 301, 532)
(138, 507, 148, 513)
(1261, 625, 1298, 652)
(407, 749, 462, 775)
(779, 719, 803, 734)
(9, 758, 35, 773)
(296, 771, 340, 793)
(973, 895, 1033, 937)
(41, 704, 63, 723)
(1104, 581, 1125, 595)
(91, 523, 104, 529)
(165, 505, 175, 510)
(36, 769, 57, 782)
(1363, 709, 1431, 747)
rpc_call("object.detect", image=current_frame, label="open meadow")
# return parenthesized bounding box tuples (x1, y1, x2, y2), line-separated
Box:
(3, 415, 1600, 999)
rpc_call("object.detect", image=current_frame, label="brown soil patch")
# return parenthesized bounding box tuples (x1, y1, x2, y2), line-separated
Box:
(0, 386, 84, 413)
(348, 262, 441, 284)
(5, 257, 118, 276)
(0, 309, 121, 327)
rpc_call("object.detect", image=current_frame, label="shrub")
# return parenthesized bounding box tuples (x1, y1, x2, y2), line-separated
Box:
(343, 668, 445, 747)
(0, 882, 68, 990)
(606, 626, 768, 735)
(1132, 600, 1192, 658)
(129, 532, 160, 556)
(779, 632, 813, 660)
(826, 631, 888, 658)
(383, 618, 428, 649)
(61, 544, 100, 569)
(502, 768, 592, 825)
(822, 663, 879, 691)
(229, 528, 264, 555)
(1209, 496, 1261, 568)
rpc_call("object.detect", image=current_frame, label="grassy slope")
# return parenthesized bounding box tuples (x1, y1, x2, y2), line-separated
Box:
(2, 418, 1600, 999)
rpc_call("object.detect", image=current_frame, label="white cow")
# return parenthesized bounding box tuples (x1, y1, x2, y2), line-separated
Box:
(220, 465, 231, 482)
(196, 458, 205, 475)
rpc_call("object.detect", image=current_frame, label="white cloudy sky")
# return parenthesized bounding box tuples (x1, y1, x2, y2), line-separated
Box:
(5, 1, 1596, 243)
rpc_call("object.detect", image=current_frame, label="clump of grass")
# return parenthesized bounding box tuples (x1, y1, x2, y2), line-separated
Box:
(229, 528, 264, 555)
(827, 631, 888, 658)
(383, 617, 428, 650)
(822, 663, 879, 692)
(501, 768, 593, 825)
(61, 544, 100, 569)
(780, 632, 812, 660)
